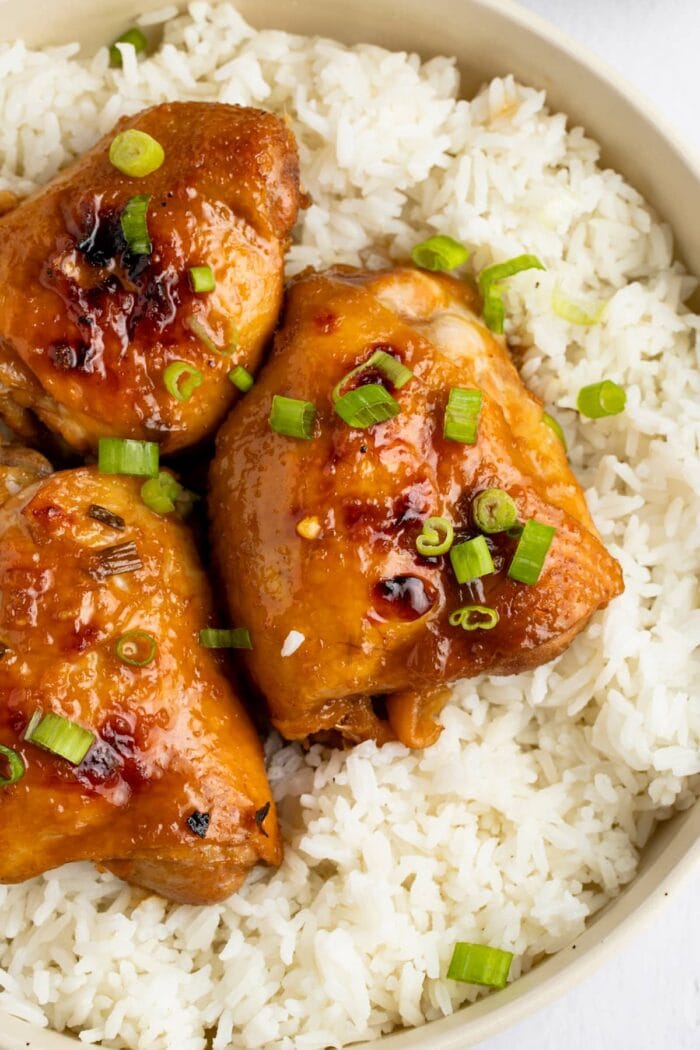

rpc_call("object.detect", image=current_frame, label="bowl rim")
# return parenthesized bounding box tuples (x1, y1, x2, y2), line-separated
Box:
(0, 1, 699, 1048)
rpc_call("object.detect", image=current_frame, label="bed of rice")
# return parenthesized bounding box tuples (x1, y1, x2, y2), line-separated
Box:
(0, 3, 699, 1048)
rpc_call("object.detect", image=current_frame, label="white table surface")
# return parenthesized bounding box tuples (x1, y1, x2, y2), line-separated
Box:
(480, 2, 700, 1048)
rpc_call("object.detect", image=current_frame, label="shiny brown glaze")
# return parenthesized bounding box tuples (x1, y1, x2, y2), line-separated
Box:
(209, 266, 624, 749)
(0, 466, 280, 903)
(0, 443, 53, 505)
(0, 102, 301, 454)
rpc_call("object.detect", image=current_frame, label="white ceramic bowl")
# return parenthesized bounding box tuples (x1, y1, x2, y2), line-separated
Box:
(1, 2, 699, 1048)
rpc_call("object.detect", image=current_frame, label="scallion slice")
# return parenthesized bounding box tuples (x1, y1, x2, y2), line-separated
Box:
(334, 384, 401, 429)
(269, 395, 317, 439)
(447, 942, 513, 988)
(120, 194, 152, 255)
(109, 130, 164, 178)
(508, 519, 556, 585)
(24, 712, 95, 766)
(185, 315, 237, 356)
(576, 380, 626, 419)
(478, 254, 545, 334)
(188, 266, 216, 293)
(88, 541, 142, 581)
(199, 628, 253, 650)
(228, 365, 254, 393)
(140, 470, 191, 515)
(163, 361, 203, 402)
(449, 535, 494, 584)
(115, 630, 157, 667)
(0, 743, 25, 787)
(416, 517, 454, 557)
(411, 235, 469, 272)
(551, 286, 606, 326)
(472, 488, 518, 534)
(332, 349, 413, 404)
(443, 387, 482, 444)
(98, 437, 159, 478)
(542, 411, 566, 449)
(109, 27, 148, 67)
(448, 605, 499, 631)
(88, 504, 126, 531)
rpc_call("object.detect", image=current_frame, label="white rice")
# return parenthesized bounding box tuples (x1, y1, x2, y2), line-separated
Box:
(1, 3, 699, 1048)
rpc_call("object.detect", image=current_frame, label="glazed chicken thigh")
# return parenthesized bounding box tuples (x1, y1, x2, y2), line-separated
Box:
(0, 465, 280, 904)
(0, 101, 301, 454)
(210, 266, 624, 749)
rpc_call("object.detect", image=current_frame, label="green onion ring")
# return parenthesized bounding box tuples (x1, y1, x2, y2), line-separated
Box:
(115, 630, 157, 667)
(416, 517, 454, 557)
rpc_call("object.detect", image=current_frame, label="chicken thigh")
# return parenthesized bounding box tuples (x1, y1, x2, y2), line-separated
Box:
(209, 266, 624, 749)
(0, 102, 301, 454)
(0, 465, 280, 904)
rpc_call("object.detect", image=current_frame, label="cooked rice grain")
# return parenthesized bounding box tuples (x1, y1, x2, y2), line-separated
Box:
(0, 3, 699, 1048)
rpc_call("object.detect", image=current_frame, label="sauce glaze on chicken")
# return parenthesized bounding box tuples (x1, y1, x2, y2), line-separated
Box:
(0, 465, 280, 904)
(0, 102, 301, 454)
(209, 266, 624, 749)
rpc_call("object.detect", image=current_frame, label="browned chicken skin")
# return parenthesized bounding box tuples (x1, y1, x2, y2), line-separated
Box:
(0, 466, 280, 904)
(209, 267, 624, 749)
(0, 102, 301, 454)
(0, 442, 52, 504)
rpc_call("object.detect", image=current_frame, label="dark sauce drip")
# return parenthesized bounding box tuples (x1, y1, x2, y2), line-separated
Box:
(372, 574, 434, 621)
(72, 713, 156, 794)
(40, 195, 184, 370)
(76, 202, 125, 268)
(393, 479, 432, 525)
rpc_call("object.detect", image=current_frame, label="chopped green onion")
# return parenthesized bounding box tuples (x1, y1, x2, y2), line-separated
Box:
(109, 27, 148, 67)
(332, 349, 413, 403)
(98, 437, 159, 478)
(443, 387, 482, 444)
(367, 349, 413, 390)
(472, 488, 518, 534)
(576, 380, 626, 419)
(449, 535, 494, 584)
(88, 504, 126, 530)
(0, 743, 25, 787)
(109, 130, 164, 178)
(478, 254, 545, 333)
(199, 628, 252, 650)
(448, 605, 500, 631)
(542, 411, 567, 449)
(188, 266, 216, 293)
(508, 519, 556, 585)
(185, 315, 237, 356)
(334, 384, 400, 429)
(115, 630, 157, 667)
(88, 540, 142, 581)
(120, 194, 152, 255)
(447, 942, 513, 988)
(24, 712, 95, 766)
(411, 235, 470, 272)
(269, 395, 317, 439)
(416, 517, 454, 557)
(163, 361, 203, 402)
(551, 285, 606, 326)
(140, 470, 191, 515)
(228, 365, 254, 393)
